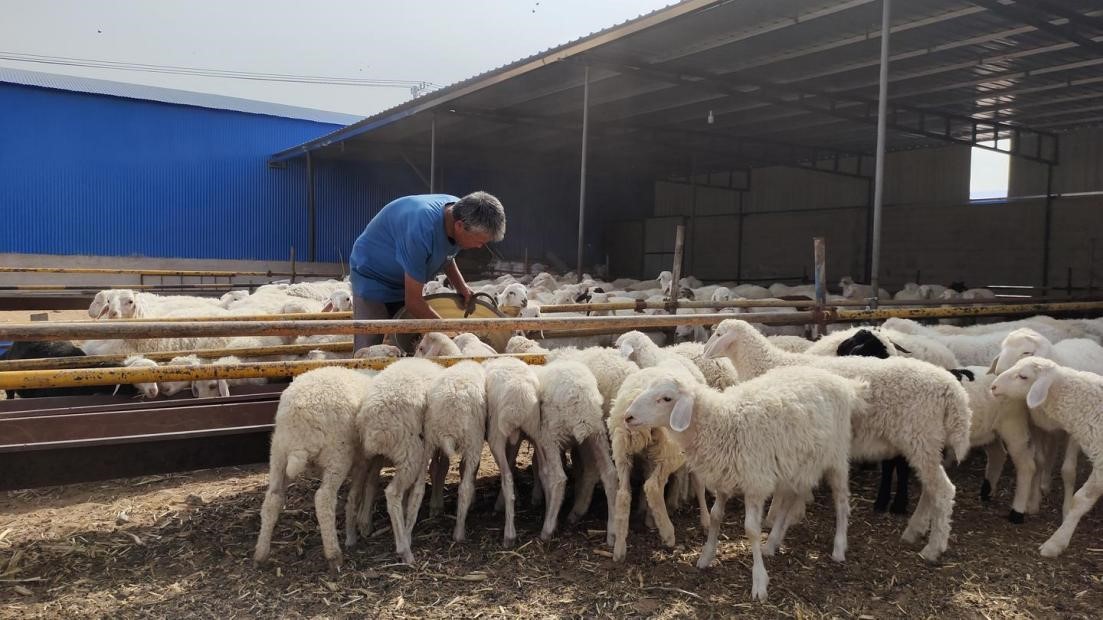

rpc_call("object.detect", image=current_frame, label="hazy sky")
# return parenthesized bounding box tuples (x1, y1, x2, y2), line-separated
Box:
(2, 0, 674, 117)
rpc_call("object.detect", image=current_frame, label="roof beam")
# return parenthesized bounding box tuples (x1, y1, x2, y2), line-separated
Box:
(584, 56, 1059, 164)
(969, 0, 1103, 57)
(444, 108, 871, 179)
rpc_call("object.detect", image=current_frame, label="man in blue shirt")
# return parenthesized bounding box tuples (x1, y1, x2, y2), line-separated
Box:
(349, 191, 506, 350)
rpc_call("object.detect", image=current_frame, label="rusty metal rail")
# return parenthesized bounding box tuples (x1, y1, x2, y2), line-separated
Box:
(0, 354, 549, 391)
(0, 341, 353, 371)
(2, 302, 1101, 342)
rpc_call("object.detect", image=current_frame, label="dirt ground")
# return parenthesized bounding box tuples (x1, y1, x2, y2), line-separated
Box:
(0, 448, 1100, 619)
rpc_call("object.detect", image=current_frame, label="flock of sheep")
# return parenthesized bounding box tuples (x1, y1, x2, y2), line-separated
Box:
(4, 271, 1102, 603)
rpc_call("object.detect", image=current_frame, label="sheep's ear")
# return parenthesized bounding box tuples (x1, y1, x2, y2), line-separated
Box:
(618, 342, 634, 358)
(321, 301, 334, 312)
(191, 382, 200, 398)
(218, 381, 231, 398)
(986, 355, 1000, 375)
(1026, 372, 1054, 409)
(669, 391, 695, 432)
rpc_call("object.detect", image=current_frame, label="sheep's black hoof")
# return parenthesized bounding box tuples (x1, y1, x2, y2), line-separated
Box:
(980, 480, 992, 502)
(1008, 510, 1025, 524)
(889, 500, 909, 515)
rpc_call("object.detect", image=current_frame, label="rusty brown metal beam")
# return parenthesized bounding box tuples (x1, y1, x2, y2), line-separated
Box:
(0, 354, 551, 391)
(0, 341, 353, 371)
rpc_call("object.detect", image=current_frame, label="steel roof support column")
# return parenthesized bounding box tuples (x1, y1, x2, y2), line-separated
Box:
(869, 0, 892, 309)
(1042, 161, 1055, 288)
(306, 151, 317, 263)
(430, 114, 437, 193)
(576, 65, 591, 284)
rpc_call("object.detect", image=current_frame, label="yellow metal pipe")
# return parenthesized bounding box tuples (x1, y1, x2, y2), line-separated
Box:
(97, 311, 353, 323)
(0, 312, 818, 341)
(0, 354, 549, 390)
(0, 341, 353, 371)
(829, 302, 1103, 321)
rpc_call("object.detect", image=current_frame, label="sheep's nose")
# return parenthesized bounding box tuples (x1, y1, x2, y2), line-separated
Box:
(624, 415, 634, 424)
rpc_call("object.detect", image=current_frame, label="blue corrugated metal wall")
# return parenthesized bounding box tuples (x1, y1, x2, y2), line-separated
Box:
(0, 82, 422, 263)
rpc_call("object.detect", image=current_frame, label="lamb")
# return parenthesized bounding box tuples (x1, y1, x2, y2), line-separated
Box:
(419, 361, 487, 542)
(415, 332, 462, 357)
(667, 341, 739, 390)
(354, 344, 405, 358)
(157, 354, 201, 397)
(616, 331, 707, 385)
(705, 319, 971, 561)
(356, 358, 443, 563)
(120, 355, 160, 399)
(839, 276, 890, 300)
(285, 279, 349, 302)
(483, 356, 544, 547)
(253, 366, 374, 571)
(989, 328, 1103, 515)
(506, 337, 639, 417)
(623, 366, 865, 601)
(453, 333, 499, 356)
(323, 290, 353, 312)
(531, 360, 618, 542)
(607, 362, 708, 561)
(991, 357, 1103, 557)
(497, 283, 529, 313)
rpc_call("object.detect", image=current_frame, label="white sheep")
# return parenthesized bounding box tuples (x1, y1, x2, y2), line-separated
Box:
(285, 279, 349, 302)
(767, 335, 813, 353)
(219, 290, 251, 308)
(157, 354, 200, 396)
(990, 328, 1103, 515)
(532, 360, 618, 542)
(616, 331, 707, 385)
(667, 341, 739, 390)
(354, 344, 404, 359)
(991, 357, 1103, 557)
(839, 276, 890, 300)
(254, 366, 374, 571)
(483, 356, 543, 547)
(356, 358, 443, 563)
(497, 283, 529, 313)
(623, 365, 866, 601)
(607, 361, 708, 561)
(706, 319, 971, 562)
(120, 355, 160, 399)
(323, 290, 353, 312)
(453, 333, 498, 356)
(951, 367, 1037, 522)
(415, 332, 462, 357)
(419, 361, 487, 542)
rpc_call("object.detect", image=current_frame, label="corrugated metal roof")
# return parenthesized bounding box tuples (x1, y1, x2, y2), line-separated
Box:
(271, 0, 1103, 175)
(0, 66, 363, 125)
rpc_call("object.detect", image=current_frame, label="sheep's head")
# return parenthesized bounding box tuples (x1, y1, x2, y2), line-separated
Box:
(220, 290, 250, 308)
(121, 355, 160, 399)
(423, 281, 445, 296)
(89, 290, 113, 319)
(497, 283, 529, 310)
(657, 271, 673, 295)
(158, 355, 200, 396)
(989, 328, 1053, 375)
(939, 289, 962, 300)
(710, 287, 732, 303)
(835, 329, 894, 359)
(415, 332, 457, 358)
(624, 375, 694, 432)
(505, 335, 542, 354)
(990, 356, 1058, 409)
(703, 319, 758, 359)
(615, 331, 652, 361)
(192, 378, 231, 399)
(109, 290, 141, 319)
(839, 276, 855, 288)
(355, 344, 404, 359)
(323, 290, 352, 312)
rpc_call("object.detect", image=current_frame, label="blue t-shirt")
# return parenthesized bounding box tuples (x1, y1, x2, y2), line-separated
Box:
(349, 194, 459, 303)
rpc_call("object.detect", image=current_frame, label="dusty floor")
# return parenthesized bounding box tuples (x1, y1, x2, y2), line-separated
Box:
(0, 448, 1100, 619)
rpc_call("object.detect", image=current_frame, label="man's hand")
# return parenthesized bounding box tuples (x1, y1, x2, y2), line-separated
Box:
(456, 284, 474, 306)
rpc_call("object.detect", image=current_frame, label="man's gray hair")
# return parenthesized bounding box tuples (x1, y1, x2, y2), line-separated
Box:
(453, 191, 506, 241)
